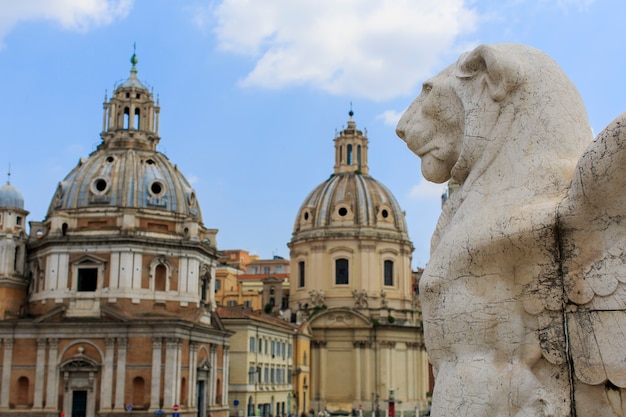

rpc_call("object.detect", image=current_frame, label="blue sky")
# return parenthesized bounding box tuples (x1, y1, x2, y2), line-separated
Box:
(0, 0, 624, 267)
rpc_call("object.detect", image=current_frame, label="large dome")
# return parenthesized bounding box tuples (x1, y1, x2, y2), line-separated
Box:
(293, 172, 407, 237)
(292, 113, 409, 242)
(46, 55, 201, 222)
(49, 150, 201, 220)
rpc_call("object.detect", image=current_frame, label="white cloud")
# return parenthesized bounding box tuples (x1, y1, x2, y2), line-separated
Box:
(212, 0, 478, 100)
(0, 0, 132, 48)
(376, 109, 404, 126)
(408, 179, 446, 201)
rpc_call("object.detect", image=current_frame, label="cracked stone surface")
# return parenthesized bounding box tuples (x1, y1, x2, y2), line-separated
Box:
(396, 43, 626, 417)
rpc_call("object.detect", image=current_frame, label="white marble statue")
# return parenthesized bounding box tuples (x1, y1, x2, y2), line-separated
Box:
(396, 43, 626, 416)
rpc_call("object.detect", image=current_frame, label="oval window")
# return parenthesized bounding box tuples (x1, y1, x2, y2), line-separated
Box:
(96, 179, 107, 191)
(150, 181, 163, 195)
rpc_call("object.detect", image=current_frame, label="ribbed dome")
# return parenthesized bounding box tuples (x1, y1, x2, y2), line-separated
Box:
(292, 112, 408, 240)
(0, 182, 25, 210)
(46, 56, 201, 221)
(48, 149, 201, 220)
(293, 172, 407, 237)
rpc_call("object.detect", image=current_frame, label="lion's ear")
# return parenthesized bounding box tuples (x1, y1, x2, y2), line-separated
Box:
(456, 44, 524, 101)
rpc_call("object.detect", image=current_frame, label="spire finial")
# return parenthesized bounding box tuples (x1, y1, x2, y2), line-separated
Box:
(349, 101, 354, 119)
(130, 42, 138, 74)
(6, 163, 11, 185)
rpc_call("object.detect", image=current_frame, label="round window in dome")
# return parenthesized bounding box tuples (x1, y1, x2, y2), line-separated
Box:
(149, 180, 165, 197)
(381, 209, 389, 218)
(338, 207, 348, 217)
(91, 178, 109, 195)
(106, 156, 115, 163)
(303, 211, 309, 221)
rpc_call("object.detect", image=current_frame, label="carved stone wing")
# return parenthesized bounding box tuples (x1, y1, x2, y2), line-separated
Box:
(558, 111, 626, 388)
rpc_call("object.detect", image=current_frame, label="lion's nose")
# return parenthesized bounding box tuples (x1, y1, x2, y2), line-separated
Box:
(396, 126, 405, 140)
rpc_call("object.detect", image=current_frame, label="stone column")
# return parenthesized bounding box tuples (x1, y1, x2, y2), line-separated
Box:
(114, 338, 128, 410)
(33, 338, 47, 408)
(209, 345, 218, 405)
(317, 341, 327, 399)
(222, 346, 230, 406)
(353, 341, 363, 402)
(0, 339, 13, 409)
(100, 338, 115, 410)
(188, 342, 198, 408)
(151, 338, 163, 410)
(364, 344, 372, 404)
(176, 340, 183, 405)
(45, 339, 59, 410)
(164, 338, 180, 408)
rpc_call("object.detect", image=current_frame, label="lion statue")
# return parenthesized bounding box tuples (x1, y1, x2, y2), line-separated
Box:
(397, 43, 626, 416)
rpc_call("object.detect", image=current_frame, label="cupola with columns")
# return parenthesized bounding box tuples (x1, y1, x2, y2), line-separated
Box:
(333, 108, 369, 175)
(100, 48, 161, 151)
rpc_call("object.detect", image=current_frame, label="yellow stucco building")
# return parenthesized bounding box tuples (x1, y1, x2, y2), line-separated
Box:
(288, 112, 430, 416)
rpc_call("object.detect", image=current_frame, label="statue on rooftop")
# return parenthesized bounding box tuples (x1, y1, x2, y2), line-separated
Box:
(396, 43, 626, 417)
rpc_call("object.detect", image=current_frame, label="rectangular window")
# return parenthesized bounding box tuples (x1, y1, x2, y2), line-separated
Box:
(276, 266, 283, 273)
(227, 300, 236, 307)
(288, 344, 292, 358)
(244, 300, 252, 307)
(298, 261, 305, 288)
(249, 337, 255, 352)
(16, 216, 22, 226)
(264, 367, 269, 383)
(384, 260, 394, 286)
(251, 266, 258, 274)
(77, 268, 98, 292)
(335, 258, 349, 285)
(248, 366, 255, 384)
(271, 341, 275, 356)
(215, 279, 221, 291)
(264, 266, 271, 274)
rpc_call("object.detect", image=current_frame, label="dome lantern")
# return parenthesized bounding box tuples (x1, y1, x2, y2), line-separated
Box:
(333, 108, 369, 175)
(100, 46, 161, 151)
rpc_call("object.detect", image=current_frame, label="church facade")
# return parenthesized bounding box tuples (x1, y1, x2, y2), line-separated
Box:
(0, 54, 231, 417)
(288, 113, 430, 415)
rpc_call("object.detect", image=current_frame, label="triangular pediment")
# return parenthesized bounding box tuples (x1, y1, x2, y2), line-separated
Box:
(308, 307, 372, 329)
(72, 254, 107, 266)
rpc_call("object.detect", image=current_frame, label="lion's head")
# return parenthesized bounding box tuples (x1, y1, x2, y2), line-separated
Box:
(396, 44, 591, 192)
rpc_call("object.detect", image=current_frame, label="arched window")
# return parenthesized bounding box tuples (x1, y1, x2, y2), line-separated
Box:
(384, 260, 394, 286)
(17, 376, 29, 405)
(216, 378, 222, 404)
(124, 107, 130, 129)
(357, 145, 362, 169)
(180, 377, 187, 406)
(347, 144, 353, 165)
(155, 264, 167, 291)
(132, 377, 145, 408)
(298, 261, 305, 288)
(335, 258, 349, 285)
(134, 108, 141, 129)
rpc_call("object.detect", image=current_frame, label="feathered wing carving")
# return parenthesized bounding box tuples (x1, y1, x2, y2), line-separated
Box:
(558, 111, 626, 388)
